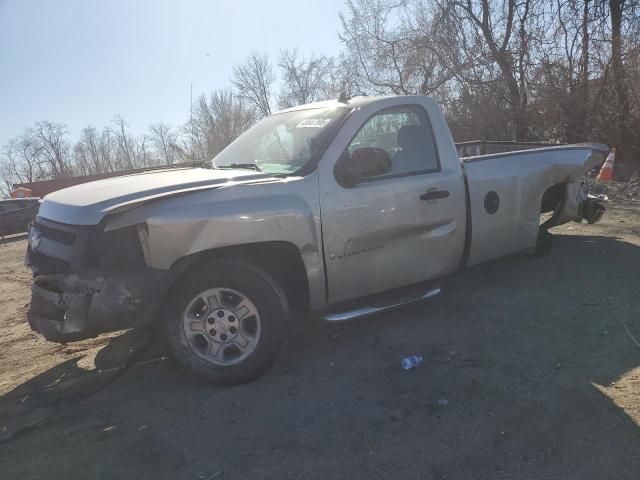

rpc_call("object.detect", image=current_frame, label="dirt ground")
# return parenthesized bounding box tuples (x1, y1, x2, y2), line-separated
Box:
(0, 203, 639, 479)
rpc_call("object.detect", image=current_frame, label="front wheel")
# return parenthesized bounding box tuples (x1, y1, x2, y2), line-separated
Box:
(164, 258, 290, 385)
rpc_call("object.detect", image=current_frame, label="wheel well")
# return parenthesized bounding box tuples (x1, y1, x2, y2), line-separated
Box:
(171, 242, 310, 312)
(540, 183, 567, 213)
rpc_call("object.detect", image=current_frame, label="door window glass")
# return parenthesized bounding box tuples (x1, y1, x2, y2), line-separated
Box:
(348, 105, 439, 177)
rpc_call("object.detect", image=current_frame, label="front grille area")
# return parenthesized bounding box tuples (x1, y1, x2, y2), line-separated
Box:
(35, 220, 77, 245)
(28, 217, 145, 275)
(27, 217, 91, 273)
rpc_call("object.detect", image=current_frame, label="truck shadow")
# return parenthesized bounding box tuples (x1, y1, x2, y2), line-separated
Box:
(1, 233, 639, 477)
(0, 328, 157, 442)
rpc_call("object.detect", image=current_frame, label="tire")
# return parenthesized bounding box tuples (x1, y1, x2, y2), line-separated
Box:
(163, 258, 290, 385)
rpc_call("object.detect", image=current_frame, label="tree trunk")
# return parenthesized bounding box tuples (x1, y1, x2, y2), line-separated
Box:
(609, 0, 629, 160)
(579, 0, 590, 139)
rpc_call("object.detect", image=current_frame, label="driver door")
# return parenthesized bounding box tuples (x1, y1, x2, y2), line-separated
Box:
(319, 103, 465, 304)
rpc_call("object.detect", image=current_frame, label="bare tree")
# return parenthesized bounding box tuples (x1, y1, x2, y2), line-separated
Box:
(523, 0, 597, 142)
(608, 0, 634, 159)
(73, 140, 90, 176)
(149, 123, 178, 166)
(79, 126, 107, 173)
(32, 121, 72, 178)
(449, 0, 539, 141)
(98, 128, 117, 173)
(111, 115, 137, 170)
(339, 0, 455, 96)
(3, 4, 640, 191)
(0, 136, 43, 193)
(278, 49, 333, 108)
(136, 134, 150, 168)
(232, 52, 275, 116)
(207, 89, 256, 152)
(187, 88, 256, 162)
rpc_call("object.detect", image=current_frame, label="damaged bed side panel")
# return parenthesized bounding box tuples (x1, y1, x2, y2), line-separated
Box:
(463, 145, 607, 266)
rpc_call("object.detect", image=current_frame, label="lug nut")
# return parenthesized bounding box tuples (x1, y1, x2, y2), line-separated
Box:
(228, 315, 236, 322)
(230, 327, 237, 334)
(220, 333, 227, 341)
(217, 310, 225, 318)
(207, 318, 214, 324)
(209, 329, 216, 336)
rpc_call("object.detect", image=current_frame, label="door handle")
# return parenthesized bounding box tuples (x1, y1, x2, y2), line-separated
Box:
(420, 189, 450, 201)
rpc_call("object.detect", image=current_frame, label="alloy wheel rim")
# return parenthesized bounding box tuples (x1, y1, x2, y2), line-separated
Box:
(182, 287, 262, 366)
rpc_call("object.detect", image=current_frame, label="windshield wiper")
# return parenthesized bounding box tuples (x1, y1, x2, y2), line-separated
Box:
(217, 163, 262, 172)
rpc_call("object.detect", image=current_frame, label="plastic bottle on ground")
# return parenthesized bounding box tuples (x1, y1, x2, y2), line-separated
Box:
(400, 355, 423, 370)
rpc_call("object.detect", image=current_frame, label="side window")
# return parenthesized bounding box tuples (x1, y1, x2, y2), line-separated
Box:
(348, 105, 439, 178)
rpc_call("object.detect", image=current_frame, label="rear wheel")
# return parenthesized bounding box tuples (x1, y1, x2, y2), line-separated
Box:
(164, 258, 290, 385)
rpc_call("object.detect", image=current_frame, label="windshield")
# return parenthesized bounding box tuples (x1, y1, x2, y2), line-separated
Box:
(212, 106, 350, 175)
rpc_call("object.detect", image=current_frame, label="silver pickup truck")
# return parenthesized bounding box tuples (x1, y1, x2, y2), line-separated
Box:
(26, 95, 606, 384)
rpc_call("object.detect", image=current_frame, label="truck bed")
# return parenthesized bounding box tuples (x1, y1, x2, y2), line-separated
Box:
(460, 143, 608, 266)
(456, 140, 559, 158)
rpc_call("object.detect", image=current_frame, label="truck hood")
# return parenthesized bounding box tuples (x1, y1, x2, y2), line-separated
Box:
(38, 168, 271, 225)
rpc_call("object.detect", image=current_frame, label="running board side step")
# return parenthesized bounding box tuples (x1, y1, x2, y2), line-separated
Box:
(321, 286, 442, 322)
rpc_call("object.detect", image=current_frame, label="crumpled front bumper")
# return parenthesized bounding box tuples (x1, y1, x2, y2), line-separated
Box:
(27, 270, 169, 343)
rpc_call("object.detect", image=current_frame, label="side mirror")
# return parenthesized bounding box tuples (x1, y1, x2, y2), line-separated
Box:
(336, 147, 391, 187)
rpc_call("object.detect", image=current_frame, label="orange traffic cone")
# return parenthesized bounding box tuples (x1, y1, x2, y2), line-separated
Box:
(597, 148, 616, 182)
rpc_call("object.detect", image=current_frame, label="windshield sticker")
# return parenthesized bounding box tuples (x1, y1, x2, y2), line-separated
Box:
(295, 118, 332, 128)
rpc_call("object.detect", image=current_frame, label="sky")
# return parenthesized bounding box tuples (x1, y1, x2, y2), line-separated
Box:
(0, 0, 346, 147)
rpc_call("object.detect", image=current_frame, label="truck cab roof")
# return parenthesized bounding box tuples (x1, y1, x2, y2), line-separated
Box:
(276, 95, 389, 114)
